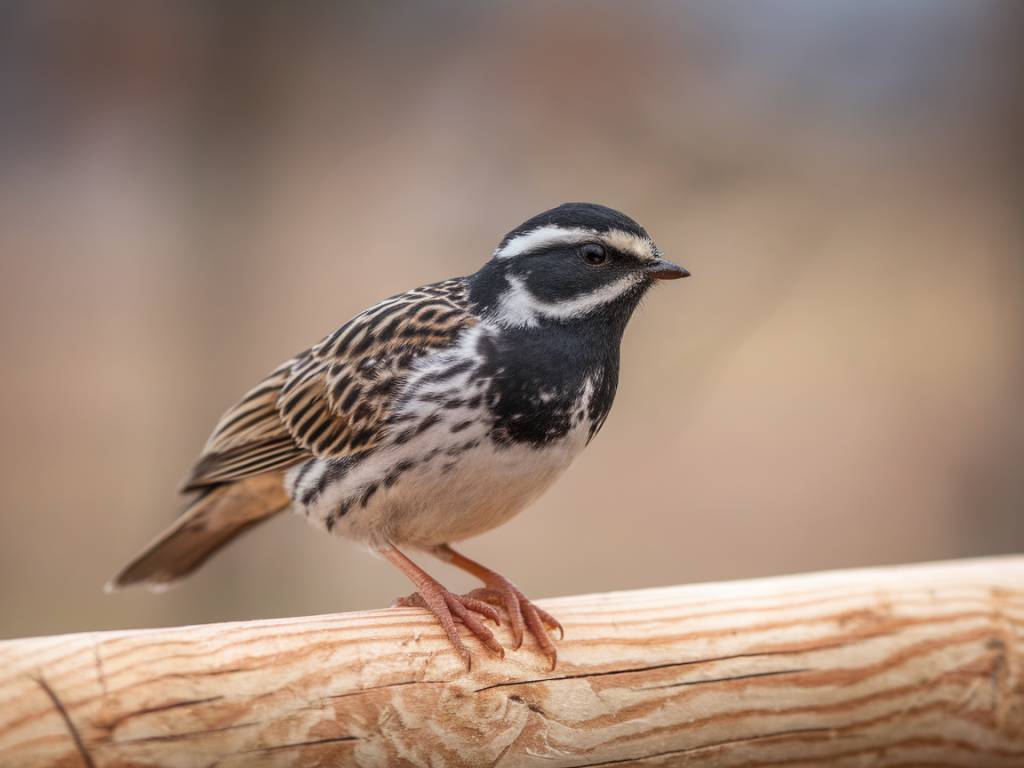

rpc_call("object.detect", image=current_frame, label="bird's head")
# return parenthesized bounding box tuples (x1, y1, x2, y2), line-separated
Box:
(470, 203, 688, 330)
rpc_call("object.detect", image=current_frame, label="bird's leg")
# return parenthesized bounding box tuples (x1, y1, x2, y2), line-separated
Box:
(430, 543, 563, 669)
(377, 543, 503, 670)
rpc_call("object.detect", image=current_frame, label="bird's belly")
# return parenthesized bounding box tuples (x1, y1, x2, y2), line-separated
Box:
(293, 419, 589, 548)
(375, 439, 569, 545)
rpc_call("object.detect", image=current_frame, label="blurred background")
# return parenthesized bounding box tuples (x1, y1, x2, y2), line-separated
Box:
(1, 1, 1022, 639)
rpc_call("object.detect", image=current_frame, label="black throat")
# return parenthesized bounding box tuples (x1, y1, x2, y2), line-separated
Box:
(468, 265, 640, 450)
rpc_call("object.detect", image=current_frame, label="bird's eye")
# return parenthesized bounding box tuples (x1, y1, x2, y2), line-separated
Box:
(580, 243, 608, 266)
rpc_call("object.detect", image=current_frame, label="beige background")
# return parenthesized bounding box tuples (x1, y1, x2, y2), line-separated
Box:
(1, 2, 1022, 640)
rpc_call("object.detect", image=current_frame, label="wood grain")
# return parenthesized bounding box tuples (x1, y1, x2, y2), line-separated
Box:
(1, 557, 1022, 767)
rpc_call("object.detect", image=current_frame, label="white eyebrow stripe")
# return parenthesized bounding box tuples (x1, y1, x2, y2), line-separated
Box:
(494, 225, 657, 262)
(494, 225, 595, 259)
(604, 229, 656, 262)
(494, 273, 644, 328)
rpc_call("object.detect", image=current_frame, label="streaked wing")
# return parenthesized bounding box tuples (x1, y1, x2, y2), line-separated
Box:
(183, 359, 300, 490)
(182, 278, 475, 491)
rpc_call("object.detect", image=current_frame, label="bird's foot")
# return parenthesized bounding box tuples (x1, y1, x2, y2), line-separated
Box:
(464, 579, 563, 670)
(392, 586, 503, 670)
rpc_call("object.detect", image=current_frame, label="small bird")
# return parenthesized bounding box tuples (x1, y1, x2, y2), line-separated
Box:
(109, 202, 688, 669)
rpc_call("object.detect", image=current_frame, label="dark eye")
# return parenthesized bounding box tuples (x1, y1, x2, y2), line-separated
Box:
(580, 243, 608, 266)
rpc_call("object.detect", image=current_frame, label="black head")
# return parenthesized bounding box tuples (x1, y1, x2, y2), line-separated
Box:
(469, 203, 687, 330)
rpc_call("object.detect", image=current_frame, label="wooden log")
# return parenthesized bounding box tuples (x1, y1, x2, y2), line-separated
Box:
(1, 556, 1022, 767)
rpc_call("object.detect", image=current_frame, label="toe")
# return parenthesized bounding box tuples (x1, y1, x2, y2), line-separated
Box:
(431, 606, 473, 671)
(446, 595, 504, 658)
(533, 604, 565, 640)
(394, 588, 476, 670)
(459, 595, 502, 624)
(521, 601, 559, 669)
(499, 590, 525, 649)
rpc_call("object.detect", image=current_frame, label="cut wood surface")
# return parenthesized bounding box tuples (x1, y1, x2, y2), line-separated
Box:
(1, 556, 1022, 767)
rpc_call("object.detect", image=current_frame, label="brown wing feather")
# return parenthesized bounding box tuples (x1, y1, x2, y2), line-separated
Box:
(181, 278, 474, 491)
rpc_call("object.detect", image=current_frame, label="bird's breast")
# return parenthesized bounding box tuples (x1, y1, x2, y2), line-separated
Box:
(289, 322, 616, 546)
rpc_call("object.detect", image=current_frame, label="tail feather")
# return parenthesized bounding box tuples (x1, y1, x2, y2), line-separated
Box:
(107, 472, 290, 592)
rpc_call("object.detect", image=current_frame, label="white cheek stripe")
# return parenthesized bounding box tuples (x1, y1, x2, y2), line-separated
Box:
(495, 225, 656, 262)
(495, 273, 643, 328)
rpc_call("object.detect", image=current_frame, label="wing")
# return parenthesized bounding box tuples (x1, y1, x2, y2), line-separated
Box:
(181, 278, 476, 492)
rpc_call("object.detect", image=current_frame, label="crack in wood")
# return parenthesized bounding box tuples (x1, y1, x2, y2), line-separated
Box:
(508, 694, 550, 719)
(107, 696, 225, 730)
(492, 696, 535, 768)
(325, 679, 441, 699)
(32, 673, 96, 768)
(90, 638, 108, 697)
(242, 735, 359, 754)
(475, 649, 818, 693)
(636, 667, 811, 691)
(566, 726, 838, 766)
(113, 721, 258, 744)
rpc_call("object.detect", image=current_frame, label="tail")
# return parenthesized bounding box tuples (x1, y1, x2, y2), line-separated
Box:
(106, 472, 290, 592)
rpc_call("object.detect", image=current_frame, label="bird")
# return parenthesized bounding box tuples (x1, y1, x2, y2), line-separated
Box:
(108, 202, 689, 670)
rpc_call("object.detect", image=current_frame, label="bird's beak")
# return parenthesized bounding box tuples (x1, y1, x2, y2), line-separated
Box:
(645, 259, 690, 280)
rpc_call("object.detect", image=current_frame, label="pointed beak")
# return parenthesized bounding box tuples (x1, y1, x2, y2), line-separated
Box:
(645, 258, 690, 280)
